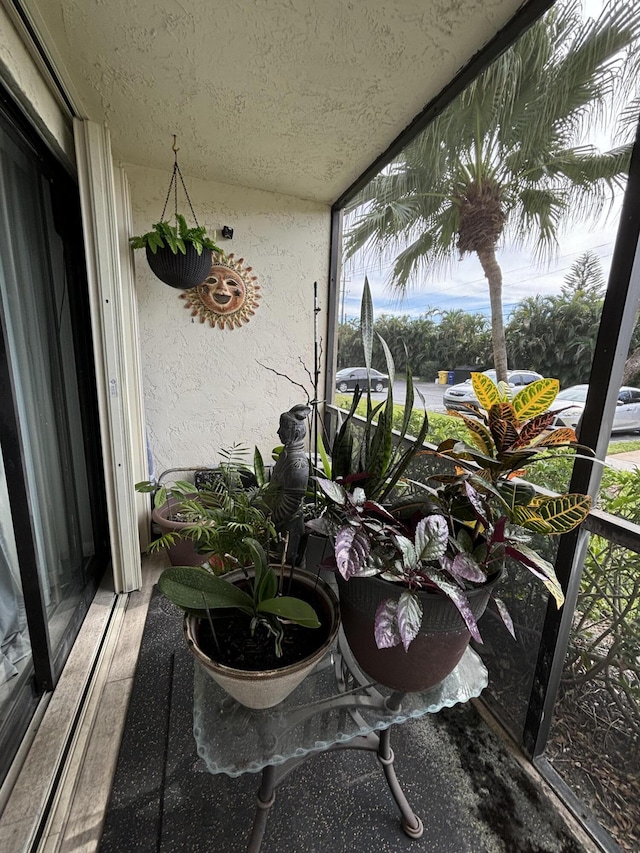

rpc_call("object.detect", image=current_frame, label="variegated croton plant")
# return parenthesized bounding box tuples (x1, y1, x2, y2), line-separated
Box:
(311, 369, 592, 654)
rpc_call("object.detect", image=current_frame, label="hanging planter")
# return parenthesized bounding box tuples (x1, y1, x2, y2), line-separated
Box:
(129, 137, 221, 290)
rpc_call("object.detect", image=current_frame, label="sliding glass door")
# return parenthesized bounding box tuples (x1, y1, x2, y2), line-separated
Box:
(0, 92, 109, 783)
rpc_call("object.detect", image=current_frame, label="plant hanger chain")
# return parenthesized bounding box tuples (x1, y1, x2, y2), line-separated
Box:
(159, 135, 200, 227)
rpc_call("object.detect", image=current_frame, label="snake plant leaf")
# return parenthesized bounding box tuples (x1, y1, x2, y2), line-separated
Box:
(363, 400, 394, 498)
(331, 386, 362, 479)
(317, 432, 332, 478)
(253, 446, 266, 486)
(158, 566, 254, 612)
(471, 372, 501, 411)
(512, 378, 559, 421)
(257, 596, 320, 628)
(379, 407, 430, 502)
(398, 359, 415, 440)
(396, 590, 422, 652)
(361, 276, 374, 374)
(376, 331, 395, 388)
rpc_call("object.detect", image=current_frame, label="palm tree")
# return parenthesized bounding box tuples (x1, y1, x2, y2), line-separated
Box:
(344, 0, 640, 382)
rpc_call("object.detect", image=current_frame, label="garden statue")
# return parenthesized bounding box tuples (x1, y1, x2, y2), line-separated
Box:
(269, 404, 311, 563)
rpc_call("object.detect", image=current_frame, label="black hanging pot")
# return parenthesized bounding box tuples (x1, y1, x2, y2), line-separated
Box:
(145, 243, 212, 290)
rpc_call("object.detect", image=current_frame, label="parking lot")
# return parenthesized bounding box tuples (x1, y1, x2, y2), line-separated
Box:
(361, 378, 449, 413)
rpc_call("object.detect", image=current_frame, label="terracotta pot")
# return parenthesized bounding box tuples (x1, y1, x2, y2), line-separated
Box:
(185, 568, 340, 709)
(152, 496, 211, 567)
(336, 569, 502, 692)
(145, 243, 211, 289)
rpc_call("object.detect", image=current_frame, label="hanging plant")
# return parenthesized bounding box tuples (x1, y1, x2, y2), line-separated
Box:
(129, 138, 221, 289)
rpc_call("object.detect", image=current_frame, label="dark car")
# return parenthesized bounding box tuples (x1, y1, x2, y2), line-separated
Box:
(443, 369, 543, 413)
(335, 367, 389, 393)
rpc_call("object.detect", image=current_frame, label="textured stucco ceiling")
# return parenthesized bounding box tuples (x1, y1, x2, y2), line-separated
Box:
(26, 0, 528, 203)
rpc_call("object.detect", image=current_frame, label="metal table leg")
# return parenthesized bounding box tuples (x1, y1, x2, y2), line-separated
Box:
(377, 725, 424, 839)
(247, 764, 277, 853)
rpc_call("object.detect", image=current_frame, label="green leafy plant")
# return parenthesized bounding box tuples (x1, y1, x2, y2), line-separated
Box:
(157, 538, 320, 657)
(311, 280, 593, 653)
(135, 445, 273, 571)
(129, 214, 221, 256)
(314, 373, 592, 651)
(137, 445, 320, 657)
(322, 277, 430, 504)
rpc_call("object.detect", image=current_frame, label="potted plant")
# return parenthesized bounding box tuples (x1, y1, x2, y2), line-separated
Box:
(135, 446, 270, 567)
(139, 445, 340, 708)
(160, 538, 339, 709)
(130, 214, 221, 289)
(307, 280, 592, 692)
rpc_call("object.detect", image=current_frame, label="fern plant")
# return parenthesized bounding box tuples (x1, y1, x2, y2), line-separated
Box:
(129, 214, 221, 256)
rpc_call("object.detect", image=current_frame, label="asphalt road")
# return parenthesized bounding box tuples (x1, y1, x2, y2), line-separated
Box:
(365, 379, 448, 412)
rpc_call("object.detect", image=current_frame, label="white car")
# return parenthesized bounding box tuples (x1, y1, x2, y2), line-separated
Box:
(443, 369, 543, 413)
(549, 385, 640, 432)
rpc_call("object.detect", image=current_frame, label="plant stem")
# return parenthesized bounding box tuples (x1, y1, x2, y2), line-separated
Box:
(201, 594, 221, 658)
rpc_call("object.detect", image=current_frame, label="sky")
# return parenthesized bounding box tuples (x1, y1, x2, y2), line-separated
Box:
(338, 0, 628, 325)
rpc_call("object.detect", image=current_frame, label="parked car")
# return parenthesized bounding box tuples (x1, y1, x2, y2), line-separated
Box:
(336, 367, 389, 393)
(549, 385, 640, 432)
(443, 369, 543, 413)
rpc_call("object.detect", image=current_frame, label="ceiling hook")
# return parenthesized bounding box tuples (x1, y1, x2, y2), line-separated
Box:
(172, 134, 179, 153)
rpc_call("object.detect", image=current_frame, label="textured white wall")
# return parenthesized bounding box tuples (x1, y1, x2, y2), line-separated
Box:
(126, 164, 331, 477)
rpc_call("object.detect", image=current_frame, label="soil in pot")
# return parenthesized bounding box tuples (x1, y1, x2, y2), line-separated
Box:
(195, 578, 333, 671)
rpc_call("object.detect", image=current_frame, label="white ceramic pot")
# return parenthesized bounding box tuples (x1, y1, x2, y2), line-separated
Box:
(184, 568, 340, 709)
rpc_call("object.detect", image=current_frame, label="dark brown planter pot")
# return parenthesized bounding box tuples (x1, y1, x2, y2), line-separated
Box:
(152, 496, 211, 567)
(145, 243, 212, 289)
(336, 569, 502, 692)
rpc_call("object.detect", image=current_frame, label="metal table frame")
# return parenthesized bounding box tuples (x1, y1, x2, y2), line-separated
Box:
(192, 631, 488, 852)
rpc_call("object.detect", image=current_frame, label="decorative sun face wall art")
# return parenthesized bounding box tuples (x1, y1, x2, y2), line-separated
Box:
(180, 252, 261, 329)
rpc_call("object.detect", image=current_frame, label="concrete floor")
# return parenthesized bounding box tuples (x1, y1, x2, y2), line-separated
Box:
(0, 553, 601, 853)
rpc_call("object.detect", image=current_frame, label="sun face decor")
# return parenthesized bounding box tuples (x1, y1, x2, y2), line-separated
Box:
(180, 252, 261, 329)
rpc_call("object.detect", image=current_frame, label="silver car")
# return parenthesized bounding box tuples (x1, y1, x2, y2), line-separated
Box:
(443, 369, 543, 413)
(549, 385, 640, 432)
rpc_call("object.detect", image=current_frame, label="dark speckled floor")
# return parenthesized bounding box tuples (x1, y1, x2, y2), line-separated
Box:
(99, 589, 589, 853)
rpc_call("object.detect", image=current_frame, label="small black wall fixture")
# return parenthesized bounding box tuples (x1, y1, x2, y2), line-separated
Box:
(129, 137, 221, 289)
(221, 225, 234, 239)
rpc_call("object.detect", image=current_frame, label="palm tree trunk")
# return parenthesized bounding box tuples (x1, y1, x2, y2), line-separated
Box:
(477, 246, 508, 382)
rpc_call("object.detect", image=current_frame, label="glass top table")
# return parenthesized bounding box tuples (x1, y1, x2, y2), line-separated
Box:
(192, 632, 488, 852)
